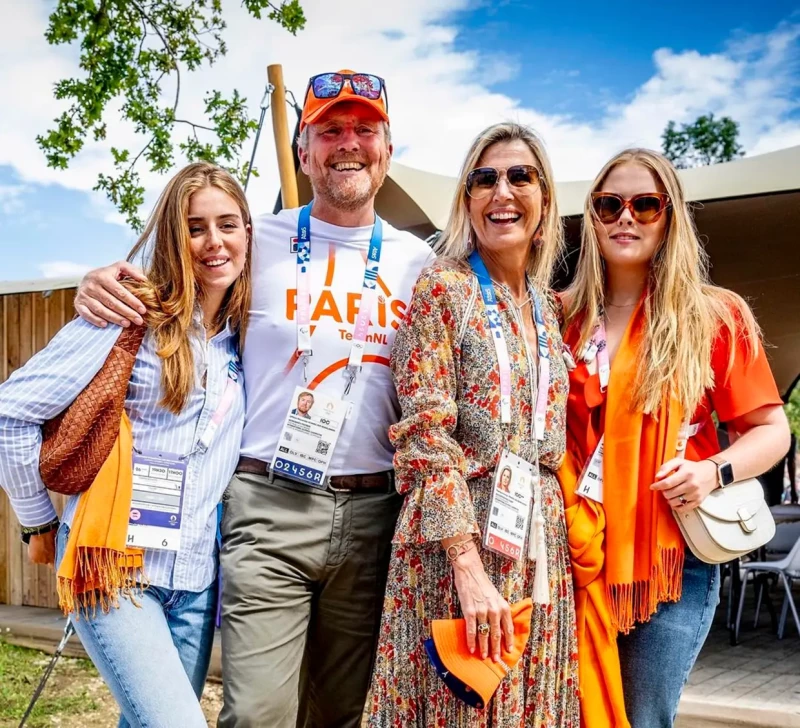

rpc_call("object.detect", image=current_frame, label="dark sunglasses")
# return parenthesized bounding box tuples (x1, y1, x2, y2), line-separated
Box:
(465, 165, 542, 199)
(591, 192, 671, 224)
(306, 72, 389, 111)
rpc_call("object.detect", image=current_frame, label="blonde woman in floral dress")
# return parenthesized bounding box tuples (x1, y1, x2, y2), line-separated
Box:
(365, 123, 580, 727)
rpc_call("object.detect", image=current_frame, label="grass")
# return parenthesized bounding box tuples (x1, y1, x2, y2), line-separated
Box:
(0, 637, 100, 728)
(0, 635, 222, 727)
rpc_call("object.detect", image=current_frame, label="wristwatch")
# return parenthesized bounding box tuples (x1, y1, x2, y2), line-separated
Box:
(20, 517, 60, 545)
(707, 456, 735, 488)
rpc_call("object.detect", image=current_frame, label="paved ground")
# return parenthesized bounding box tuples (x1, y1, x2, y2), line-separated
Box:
(2, 576, 800, 727)
(677, 575, 800, 727)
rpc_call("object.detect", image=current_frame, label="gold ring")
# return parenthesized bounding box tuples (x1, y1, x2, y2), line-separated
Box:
(477, 623, 490, 635)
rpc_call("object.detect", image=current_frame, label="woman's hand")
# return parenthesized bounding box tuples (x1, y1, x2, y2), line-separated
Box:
(651, 459, 719, 512)
(445, 537, 514, 661)
(27, 531, 56, 567)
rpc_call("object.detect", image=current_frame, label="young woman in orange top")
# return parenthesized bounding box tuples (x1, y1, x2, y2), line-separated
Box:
(558, 148, 790, 728)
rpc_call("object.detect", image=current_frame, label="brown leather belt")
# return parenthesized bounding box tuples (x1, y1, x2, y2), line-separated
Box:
(236, 456, 396, 494)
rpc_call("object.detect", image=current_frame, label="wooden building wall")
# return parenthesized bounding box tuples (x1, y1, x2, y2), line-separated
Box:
(0, 287, 76, 607)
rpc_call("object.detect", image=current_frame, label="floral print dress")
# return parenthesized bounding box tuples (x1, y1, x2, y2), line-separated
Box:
(365, 263, 580, 728)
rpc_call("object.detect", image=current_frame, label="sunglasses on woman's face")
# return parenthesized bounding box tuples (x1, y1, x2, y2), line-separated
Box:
(591, 192, 671, 224)
(465, 165, 542, 199)
(306, 72, 389, 110)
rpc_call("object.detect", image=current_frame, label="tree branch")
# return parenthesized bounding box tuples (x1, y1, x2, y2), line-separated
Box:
(128, 137, 154, 172)
(128, 0, 181, 114)
(137, 15, 147, 61)
(174, 119, 216, 133)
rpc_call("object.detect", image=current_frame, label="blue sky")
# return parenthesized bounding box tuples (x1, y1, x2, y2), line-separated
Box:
(2, 0, 799, 282)
(455, 1, 800, 119)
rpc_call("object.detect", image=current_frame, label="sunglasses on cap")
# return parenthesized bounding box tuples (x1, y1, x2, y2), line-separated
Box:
(306, 72, 389, 111)
(591, 192, 671, 224)
(465, 165, 542, 199)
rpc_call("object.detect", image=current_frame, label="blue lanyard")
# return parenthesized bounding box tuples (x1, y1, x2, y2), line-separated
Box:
(468, 250, 550, 438)
(296, 202, 384, 390)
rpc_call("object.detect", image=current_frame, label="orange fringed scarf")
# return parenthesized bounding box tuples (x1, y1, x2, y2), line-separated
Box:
(557, 299, 685, 727)
(602, 301, 685, 632)
(57, 413, 146, 616)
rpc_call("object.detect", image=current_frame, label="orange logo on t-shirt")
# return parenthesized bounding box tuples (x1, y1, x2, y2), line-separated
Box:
(284, 243, 406, 331)
(282, 244, 408, 384)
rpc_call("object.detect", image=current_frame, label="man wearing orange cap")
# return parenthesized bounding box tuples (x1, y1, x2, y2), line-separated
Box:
(73, 71, 434, 726)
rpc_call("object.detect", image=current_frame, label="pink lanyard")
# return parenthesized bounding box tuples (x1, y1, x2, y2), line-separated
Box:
(582, 318, 610, 391)
(197, 359, 240, 451)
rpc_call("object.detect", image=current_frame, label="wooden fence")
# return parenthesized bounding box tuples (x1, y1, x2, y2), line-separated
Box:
(0, 285, 77, 608)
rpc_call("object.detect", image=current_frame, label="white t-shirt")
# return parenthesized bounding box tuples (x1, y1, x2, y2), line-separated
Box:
(240, 208, 434, 475)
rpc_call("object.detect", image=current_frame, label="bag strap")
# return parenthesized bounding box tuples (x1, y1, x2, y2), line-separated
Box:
(115, 323, 147, 357)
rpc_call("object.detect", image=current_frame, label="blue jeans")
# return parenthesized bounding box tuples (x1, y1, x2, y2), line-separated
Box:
(56, 523, 215, 728)
(617, 550, 720, 728)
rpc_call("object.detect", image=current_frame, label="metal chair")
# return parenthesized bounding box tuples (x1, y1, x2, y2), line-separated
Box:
(751, 522, 800, 630)
(735, 533, 800, 643)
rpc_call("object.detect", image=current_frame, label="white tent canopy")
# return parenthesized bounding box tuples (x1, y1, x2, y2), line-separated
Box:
(376, 144, 800, 233)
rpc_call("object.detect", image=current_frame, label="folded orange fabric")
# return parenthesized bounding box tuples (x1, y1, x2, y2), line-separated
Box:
(56, 413, 145, 616)
(558, 451, 629, 728)
(426, 599, 533, 709)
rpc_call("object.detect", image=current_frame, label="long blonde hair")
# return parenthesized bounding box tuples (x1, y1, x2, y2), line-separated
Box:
(127, 162, 253, 414)
(565, 148, 758, 415)
(435, 122, 564, 288)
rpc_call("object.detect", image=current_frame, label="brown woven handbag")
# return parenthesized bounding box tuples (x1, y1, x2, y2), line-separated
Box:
(39, 324, 147, 495)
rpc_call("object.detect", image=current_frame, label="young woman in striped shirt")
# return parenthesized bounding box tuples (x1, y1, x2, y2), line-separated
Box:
(0, 162, 251, 727)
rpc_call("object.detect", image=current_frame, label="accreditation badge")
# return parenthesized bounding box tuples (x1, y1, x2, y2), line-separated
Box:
(127, 451, 186, 551)
(271, 386, 348, 488)
(483, 450, 536, 561)
(576, 436, 604, 504)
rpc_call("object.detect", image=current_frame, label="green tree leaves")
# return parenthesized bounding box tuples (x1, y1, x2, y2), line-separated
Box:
(38, 0, 306, 231)
(661, 114, 745, 169)
(786, 383, 800, 439)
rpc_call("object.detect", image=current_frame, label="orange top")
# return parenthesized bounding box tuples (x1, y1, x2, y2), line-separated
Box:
(563, 320, 783, 470)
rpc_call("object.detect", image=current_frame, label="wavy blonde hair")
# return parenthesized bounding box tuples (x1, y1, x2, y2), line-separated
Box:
(435, 122, 563, 288)
(565, 148, 758, 415)
(126, 162, 253, 414)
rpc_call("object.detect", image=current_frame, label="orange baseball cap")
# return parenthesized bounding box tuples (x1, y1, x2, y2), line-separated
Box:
(424, 598, 533, 709)
(300, 70, 389, 130)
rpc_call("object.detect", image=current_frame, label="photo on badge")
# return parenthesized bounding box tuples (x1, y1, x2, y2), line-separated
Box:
(291, 390, 315, 420)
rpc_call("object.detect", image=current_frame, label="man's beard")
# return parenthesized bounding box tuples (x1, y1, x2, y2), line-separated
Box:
(312, 160, 388, 212)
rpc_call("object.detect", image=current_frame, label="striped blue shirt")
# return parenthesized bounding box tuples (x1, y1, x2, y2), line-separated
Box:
(0, 315, 245, 592)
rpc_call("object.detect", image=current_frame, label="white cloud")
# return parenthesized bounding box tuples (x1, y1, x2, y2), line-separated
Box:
(0, 184, 27, 214)
(1, 0, 798, 227)
(39, 261, 92, 279)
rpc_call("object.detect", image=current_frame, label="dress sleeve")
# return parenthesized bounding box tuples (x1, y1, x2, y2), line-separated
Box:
(0, 318, 122, 526)
(389, 268, 478, 544)
(709, 318, 783, 424)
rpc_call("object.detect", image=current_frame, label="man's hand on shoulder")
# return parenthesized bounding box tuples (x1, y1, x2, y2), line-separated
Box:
(75, 261, 148, 328)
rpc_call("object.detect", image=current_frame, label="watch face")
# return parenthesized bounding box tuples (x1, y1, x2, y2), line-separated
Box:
(719, 461, 735, 486)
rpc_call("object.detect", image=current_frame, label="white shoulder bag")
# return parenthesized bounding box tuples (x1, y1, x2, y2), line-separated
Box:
(672, 422, 775, 564)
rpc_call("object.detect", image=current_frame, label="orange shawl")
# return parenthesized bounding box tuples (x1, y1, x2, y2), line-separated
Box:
(603, 302, 684, 630)
(57, 413, 145, 616)
(557, 300, 685, 727)
(559, 452, 629, 728)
